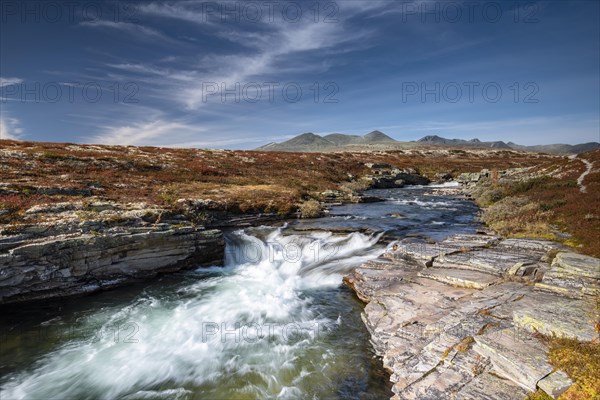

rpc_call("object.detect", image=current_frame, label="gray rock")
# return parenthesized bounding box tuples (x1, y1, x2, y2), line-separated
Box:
(0, 226, 224, 304)
(512, 295, 598, 342)
(434, 172, 453, 182)
(537, 251, 600, 297)
(345, 235, 597, 399)
(418, 268, 500, 289)
(473, 328, 555, 392)
(26, 202, 83, 214)
(537, 371, 573, 399)
(455, 371, 529, 400)
(457, 172, 482, 183)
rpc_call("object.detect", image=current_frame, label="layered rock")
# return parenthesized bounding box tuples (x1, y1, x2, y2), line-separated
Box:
(536, 251, 600, 297)
(0, 202, 224, 304)
(344, 234, 599, 400)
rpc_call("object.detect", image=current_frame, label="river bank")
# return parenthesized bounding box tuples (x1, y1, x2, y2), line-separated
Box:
(341, 173, 600, 399)
(0, 157, 463, 304)
(344, 232, 599, 400)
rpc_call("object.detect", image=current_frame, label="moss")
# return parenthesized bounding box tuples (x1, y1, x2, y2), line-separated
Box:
(527, 389, 554, 400)
(442, 336, 475, 358)
(541, 336, 600, 400)
(456, 336, 475, 352)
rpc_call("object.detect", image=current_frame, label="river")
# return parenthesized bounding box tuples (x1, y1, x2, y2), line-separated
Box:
(0, 183, 480, 399)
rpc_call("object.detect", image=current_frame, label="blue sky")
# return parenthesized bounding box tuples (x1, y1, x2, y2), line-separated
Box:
(1, 0, 599, 148)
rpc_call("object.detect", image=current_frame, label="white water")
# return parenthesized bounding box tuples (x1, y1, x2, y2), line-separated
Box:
(403, 181, 461, 189)
(1, 228, 385, 400)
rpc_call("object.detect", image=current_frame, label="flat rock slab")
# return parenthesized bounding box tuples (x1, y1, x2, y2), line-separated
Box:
(386, 234, 497, 263)
(418, 268, 500, 289)
(512, 295, 598, 342)
(344, 236, 600, 400)
(538, 251, 600, 297)
(387, 242, 462, 262)
(442, 248, 541, 276)
(455, 371, 529, 400)
(552, 251, 600, 279)
(474, 328, 554, 392)
(394, 351, 483, 400)
(498, 238, 563, 258)
(537, 371, 573, 399)
(442, 234, 500, 247)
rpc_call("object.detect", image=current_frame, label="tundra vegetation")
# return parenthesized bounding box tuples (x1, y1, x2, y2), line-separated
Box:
(0, 139, 556, 224)
(470, 149, 600, 258)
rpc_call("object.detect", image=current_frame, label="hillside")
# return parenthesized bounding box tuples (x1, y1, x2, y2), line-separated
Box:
(418, 135, 600, 154)
(417, 135, 512, 149)
(469, 148, 600, 256)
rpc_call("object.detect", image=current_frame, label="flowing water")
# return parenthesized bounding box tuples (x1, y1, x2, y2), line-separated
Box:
(0, 184, 480, 399)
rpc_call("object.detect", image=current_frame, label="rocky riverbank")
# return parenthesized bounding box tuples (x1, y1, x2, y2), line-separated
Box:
(0, 201, 225, 304)
(344, 233, 599, 399)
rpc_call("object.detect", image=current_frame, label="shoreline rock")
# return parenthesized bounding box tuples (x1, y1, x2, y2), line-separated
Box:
(344, 234, 599, 399)
(0, 225, 224, 304)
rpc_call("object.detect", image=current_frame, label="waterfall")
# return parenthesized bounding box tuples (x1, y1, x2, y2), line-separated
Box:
(1, 228, 385, 400)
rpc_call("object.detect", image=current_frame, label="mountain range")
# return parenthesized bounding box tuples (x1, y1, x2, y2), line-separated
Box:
(256, 131, 396, 152)
(256, 132, 600, 154)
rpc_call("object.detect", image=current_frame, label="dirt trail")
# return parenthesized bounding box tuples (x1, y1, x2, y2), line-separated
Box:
(577, 157, 593, 193)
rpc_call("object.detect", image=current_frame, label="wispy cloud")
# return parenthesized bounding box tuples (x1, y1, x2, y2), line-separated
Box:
(138, 2, 212, 25)
(126, 1, 375, 109)
(79, 20, 176, 43)
(0, 114, 23, 140)
(0, 77, 23, 87)
(106, 63, 196, 82)
(69, 1, 381, 147)
(90, 119, 207, 146)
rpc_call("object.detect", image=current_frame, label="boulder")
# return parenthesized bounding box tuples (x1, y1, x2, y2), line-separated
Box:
(457, 172, 482, 183)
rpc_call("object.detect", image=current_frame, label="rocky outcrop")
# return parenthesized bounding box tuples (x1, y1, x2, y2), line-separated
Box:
(536, 251, 600, 297)
(365, 165, 430, 188)
(344, 234, 599, 400)
(0, 226, 223, 304)
(0, 202, 225, 304)
(457, 169, 490, 184)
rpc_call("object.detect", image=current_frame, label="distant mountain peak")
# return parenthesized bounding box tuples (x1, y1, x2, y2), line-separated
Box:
(296, 132, 318, 138)
(417, 135, 444, 142)
(364, 130, 396, 143)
